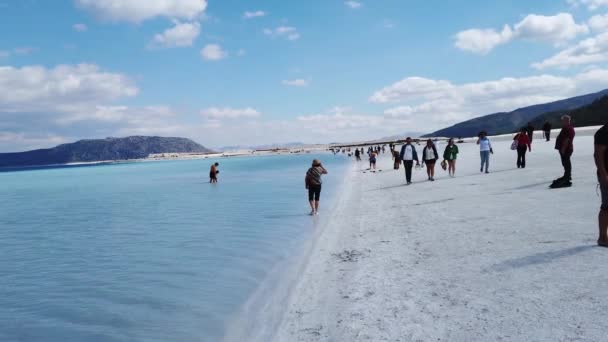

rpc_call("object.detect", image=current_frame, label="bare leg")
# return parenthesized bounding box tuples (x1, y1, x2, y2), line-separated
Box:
(315, 201, 320, 212)
(599, 209, 608, 246)
(430, 165, 435, 178)
(309, 200, 315, 212)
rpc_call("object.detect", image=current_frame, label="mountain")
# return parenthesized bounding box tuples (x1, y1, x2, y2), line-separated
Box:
(529, 95, 608, 130)
(426, 89, 608, 138)
(0, 136, 213, 168)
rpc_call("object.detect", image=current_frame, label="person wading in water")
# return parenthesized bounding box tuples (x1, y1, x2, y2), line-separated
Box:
(305, 159, 328, 215)
(209, 163, 219, 183)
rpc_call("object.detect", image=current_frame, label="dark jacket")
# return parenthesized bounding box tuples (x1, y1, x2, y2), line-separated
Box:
(399, 144, 419, 162)
(421, 145, 439, 163)
(443, 144, 459, 161)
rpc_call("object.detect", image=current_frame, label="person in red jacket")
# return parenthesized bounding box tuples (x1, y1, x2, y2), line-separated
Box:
(555, 115, 575, 184)
(514, 127, 532, 168)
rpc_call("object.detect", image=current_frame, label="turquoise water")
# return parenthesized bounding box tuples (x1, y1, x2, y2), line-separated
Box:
(0, 154, 348, 342)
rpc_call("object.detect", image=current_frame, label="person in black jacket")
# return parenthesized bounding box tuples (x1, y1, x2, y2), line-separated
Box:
(526, 122, 535, 143)
(543, 121, 552, 142)
(421, 139, 439, 181)
(399, 137, 419, 185)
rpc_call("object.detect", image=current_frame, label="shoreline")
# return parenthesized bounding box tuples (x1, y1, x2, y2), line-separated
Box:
(265, 132, 608, 341)
(222, 157, 357, 342)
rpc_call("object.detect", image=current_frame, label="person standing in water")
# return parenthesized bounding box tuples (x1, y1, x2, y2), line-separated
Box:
(443, 138, 459, 177)
(514, 127, 532, 168)
(209, 162, 219, 183)
(477, 131, 493, 174)
(594, 123, 608, 247)
(305, 159, 328, 215)
(399, 137, 419, 185)
(422, 139, 439, 181)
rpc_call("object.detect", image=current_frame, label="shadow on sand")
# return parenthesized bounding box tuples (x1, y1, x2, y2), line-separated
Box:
(491, 245, 595, 272)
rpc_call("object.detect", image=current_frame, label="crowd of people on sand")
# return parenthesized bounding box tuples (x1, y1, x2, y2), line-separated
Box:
(206, 114, 608, 247)
(312, 115, 608, 247)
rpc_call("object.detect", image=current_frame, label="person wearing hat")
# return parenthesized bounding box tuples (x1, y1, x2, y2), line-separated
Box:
(305, 159, 328, 215)
(399, 137, 420, 185)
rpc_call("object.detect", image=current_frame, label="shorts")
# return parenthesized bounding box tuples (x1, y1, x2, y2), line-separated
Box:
(425, 160, 436, 166)
(210, 171, 217, 180)
(308, 184, 321, 201)
(600, 178, 608, 210)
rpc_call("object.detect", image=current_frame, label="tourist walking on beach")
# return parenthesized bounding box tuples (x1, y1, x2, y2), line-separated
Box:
(369, 151, 377, 170)
(595, 124, 608, 246)
(553, 115, 575, 187)
(595, 124, 608, 247)
(399, 137, 419, 185)
(210, 163, 219, 183)
(305, 159, 328, 215)
(477, 131, 493, 173)
(422, 139, 438, 181)
(354, 148, 361, 161)
(514, 128, 532, 168)
(543, 121, 552, 142)
(392, 149, 400, 170)
(526, 122, 535, 142)
(443, 138, 459, 177)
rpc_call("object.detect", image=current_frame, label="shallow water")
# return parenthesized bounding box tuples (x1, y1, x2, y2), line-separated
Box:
(0, 153, 348, 342)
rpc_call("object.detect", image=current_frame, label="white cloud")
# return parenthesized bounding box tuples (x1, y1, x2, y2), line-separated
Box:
(201, 107, 260, 120)
(200, 44, 227, 61)
(75, 0, 207, 23)
(243, 10, 266, 19)
(588, 13, 608, 31)
(263, 26, 300, 40)
(568, 0, 608, 10)
(532, 31, 608, 69)
(0, 50, 9, 58)
(369, 69, 608, 132)
(454, 25, 514, 55)
(73, 23, 88, 32)
(153, 21, 200, 48)
(345, 1, 362, 9)
(282, 79, 309, 87)
(0, 63, 138, 113)
(455, 13, 588, 54)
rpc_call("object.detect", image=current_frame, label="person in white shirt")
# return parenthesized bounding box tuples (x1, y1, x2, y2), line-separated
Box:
(477, 131, 493, 174)
(399, 137, 420, 185)
(422, 139, 439, 181)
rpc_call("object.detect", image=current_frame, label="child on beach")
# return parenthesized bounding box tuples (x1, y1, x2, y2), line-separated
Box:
(443, 138, 459, 177)
(305, 159, 328, 215)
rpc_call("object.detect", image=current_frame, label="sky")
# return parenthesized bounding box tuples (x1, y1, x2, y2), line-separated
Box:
(3, 0, 608, 151)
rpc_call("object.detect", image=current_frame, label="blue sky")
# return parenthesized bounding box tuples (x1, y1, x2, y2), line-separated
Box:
(2, 0, 608, 151)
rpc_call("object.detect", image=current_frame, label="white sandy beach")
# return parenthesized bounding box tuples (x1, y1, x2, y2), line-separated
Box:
(269, 128, 608, 342)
